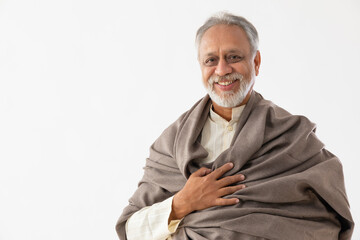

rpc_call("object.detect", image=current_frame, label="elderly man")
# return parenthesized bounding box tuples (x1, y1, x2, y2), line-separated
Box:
(116, 12, 354, 240)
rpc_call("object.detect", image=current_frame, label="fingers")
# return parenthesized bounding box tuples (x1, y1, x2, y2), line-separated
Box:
(214, 184, 245, 206)
(191, 167, 212, 177)
(217, 174, 245, 188)
(217, 184, 246, 197)
(214, 197, 240, 206)
(209, 162, 234, 179)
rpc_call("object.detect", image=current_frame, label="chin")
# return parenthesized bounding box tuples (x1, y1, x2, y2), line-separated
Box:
(207, 78, 254, 108)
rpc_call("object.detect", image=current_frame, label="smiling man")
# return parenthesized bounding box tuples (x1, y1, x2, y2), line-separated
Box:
(116, 12, 354, 240)
(199, 23, 260, 120)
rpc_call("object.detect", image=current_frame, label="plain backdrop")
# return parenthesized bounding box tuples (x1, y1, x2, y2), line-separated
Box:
(0, 0, 359, 239)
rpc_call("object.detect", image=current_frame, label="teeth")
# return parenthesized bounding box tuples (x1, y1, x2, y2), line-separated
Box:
(218, 80, 235, 86)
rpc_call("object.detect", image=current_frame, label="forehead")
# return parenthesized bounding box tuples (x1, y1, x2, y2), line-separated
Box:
(199, 24, 251, 57)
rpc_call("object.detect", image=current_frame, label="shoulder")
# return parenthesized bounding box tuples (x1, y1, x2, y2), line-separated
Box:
(253, 92, 315, 130)
(251, 92, 324, 160)
(150, 95, 210, 155)
(161, 96, 209, 137)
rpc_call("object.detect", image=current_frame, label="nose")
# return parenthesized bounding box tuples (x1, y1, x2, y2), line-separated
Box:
(215, 58, 232, 76)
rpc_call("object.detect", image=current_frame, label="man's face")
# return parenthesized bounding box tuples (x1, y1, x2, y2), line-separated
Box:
(198, 24, 260, 107)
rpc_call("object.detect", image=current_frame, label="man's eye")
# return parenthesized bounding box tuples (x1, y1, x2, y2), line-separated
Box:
(227, 55, 242, 63)
(204, 58, 217, 66)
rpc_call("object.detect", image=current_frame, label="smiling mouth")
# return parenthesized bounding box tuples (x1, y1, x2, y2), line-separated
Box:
(216, 79, 238, 86)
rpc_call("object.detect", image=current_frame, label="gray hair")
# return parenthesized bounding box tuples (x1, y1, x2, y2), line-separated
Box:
(196, 12, 259, 56)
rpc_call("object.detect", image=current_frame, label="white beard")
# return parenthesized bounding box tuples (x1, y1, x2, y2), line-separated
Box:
(205, 72, 254, 108)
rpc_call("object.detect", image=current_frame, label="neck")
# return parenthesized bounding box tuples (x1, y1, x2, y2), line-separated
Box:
(212, 90, 252, 122)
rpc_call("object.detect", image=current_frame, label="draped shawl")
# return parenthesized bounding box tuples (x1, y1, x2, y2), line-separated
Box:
(116, 91, 354, 240)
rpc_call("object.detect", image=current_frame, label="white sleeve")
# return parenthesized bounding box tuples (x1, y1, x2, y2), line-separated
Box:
(125, 196, 182, 240)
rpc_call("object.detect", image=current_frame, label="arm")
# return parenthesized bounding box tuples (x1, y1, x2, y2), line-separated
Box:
(126, 197, 181, 240)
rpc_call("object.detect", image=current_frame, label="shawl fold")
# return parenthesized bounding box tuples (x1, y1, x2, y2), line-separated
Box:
(116, 91, 354, 240)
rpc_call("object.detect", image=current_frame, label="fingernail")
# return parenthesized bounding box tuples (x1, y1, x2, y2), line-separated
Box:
(228, 162, 234, 167)
(240, 174, 245, 180)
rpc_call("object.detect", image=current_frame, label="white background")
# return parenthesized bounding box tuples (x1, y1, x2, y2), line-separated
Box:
(0, 0, 359, 239)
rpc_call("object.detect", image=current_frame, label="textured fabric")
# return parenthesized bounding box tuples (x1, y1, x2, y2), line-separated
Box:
(125, 104, 245, 240)
(116, 91, 354, 240)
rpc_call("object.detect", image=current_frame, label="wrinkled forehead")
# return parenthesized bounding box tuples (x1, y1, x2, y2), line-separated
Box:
(198, 24, 252, 58)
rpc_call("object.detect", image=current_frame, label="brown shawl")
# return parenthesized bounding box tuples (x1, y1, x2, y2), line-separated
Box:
(116, 91, 354, 240)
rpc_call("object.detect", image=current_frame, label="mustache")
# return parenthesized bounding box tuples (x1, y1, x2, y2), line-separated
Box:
(209, 73, 244, 84)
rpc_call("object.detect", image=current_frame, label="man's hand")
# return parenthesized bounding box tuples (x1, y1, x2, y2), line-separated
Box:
(169, 162, 245, 222)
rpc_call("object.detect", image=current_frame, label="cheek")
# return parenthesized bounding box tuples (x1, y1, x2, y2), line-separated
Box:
(201, 68, 214, 84)
(234, 63, 252, 79)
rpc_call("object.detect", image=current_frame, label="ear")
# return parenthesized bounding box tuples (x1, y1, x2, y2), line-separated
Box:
(254, 50, 261, 76)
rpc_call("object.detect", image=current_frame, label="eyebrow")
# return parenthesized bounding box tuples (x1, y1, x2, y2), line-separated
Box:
(227, 49, 244, 54)
(202, 49, 244, 58)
